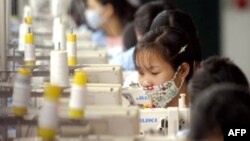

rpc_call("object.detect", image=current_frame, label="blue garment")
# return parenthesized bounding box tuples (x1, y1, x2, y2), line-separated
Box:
(92, 30, 106, 48)
(110, 47, 135, 70)
(78, 24, 88, 31)
(77, 24, 106, 48)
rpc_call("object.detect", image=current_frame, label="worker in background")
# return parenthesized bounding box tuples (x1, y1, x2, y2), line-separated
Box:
(122, 22, 137, 52)
(177, 56, 249, 138)
(189, 84, 250, 141)
(110, 0, 176, 70)
(188, 56, 249, 105)
(84, 0, 136, 59)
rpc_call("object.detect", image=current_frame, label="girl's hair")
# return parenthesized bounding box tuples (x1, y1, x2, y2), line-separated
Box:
(127, 0, 176, 51)
(133, 26, 194, 81)
(123, 22, 137, 51)
(189, 84, 250, 140)
(68, 0, 86, 27)
(151, 10, 202, 62)
(133, 0, 176, 35)
(97, 0, 136, 24)
(188, 56, 249, 104)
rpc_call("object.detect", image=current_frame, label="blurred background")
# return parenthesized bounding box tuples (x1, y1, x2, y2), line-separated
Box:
(2, 0, 250, 80)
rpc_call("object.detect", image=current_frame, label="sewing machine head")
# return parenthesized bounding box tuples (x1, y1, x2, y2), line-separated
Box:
(76, 65, 123, 84)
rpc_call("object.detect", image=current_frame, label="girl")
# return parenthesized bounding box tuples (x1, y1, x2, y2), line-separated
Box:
(84, 0, 136, 51)
(134, 26, 194, 108)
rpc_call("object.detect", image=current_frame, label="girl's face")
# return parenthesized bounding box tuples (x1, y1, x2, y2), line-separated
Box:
(86, 0, 109, 28)
(136, 51, 176, 87)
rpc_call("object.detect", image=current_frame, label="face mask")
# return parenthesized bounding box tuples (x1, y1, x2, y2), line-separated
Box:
(84, 9, 103, 29)
(143, 66, 184, 108)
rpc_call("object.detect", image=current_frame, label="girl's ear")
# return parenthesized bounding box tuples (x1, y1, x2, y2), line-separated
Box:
(180, 62, 190, 79)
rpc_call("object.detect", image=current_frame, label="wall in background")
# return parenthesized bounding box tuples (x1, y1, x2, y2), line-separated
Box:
(221, 0, 250, 81)
(169, 0, 220, 59)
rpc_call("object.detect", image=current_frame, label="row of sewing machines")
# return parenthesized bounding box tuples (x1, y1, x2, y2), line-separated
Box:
(0, 65, 189, 141)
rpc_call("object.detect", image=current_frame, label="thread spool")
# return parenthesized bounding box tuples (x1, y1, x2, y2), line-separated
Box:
(51, 0, 61, 17)
(18, 23, 32, 52)
(38, 84, 61, 140)
(23, 6, 32, 24)
(23, 5, 32, 24)
(24, 28, 36, 66)
(67, 29, 77, 66)
(52, 17, 60, 44)
(25, 16, 32, 24)
(52, 18, 66, 50)
(68, 70, 87, 119)
(18, 5, 33, 51)
(23, 5, 31, 17)
(12, 68, 31, 116)
(178, 93, 186, 108)
(50, 45, 69, 87)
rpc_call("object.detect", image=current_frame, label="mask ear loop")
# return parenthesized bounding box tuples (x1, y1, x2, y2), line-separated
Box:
(172, 65, 182, 80)
(178, 78, 185, 91)
(172, 65, 185, 91)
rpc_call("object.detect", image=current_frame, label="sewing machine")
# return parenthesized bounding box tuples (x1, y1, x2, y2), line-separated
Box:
(0, 105, 140, 140)
(122, 87, 150, 106)
(77, 50, 108, 65)
(77, 65, 123, 84)
(139, 94, 190, 136)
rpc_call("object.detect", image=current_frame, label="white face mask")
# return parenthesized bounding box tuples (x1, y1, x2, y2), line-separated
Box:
(84, 9, 104, 29)
(143, 66, 184, 108)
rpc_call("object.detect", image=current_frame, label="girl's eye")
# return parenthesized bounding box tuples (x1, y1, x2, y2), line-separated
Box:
(138, 71, 144, 75)
(151, 72, 159, 75)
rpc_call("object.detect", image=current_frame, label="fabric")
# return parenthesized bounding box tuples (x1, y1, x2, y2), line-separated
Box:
(110, 47, 135, 70)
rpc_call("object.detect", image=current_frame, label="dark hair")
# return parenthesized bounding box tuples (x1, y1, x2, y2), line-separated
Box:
(123, 22, 137, 51)
(151, 10, 202, 62)
(134, 26, 194, 81)
(134, 1, 176, 35)
(97, 0, 136, 24)
(188, 56, 249, 104)
(189, 84, 250, 140)
(68, 0, 86, 27)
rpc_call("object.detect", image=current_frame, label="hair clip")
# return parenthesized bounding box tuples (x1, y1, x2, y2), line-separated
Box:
(178, 45, 187, 54)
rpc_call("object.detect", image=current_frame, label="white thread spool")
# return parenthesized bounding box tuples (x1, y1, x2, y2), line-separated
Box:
(39, 101, 58, 127)
(38, 84, 61, 140)
(178, 93, 186, 108)
(68, 71, 87, 119)
(18, 23, 31, 51)
(67, 30, 77, 66)
(52, 18, 60, 45)
(50, 46, 69, 87)
(23, 5, 32, 19)
(12, 68, 31, 116)
(18, 9, 32, 52)
(52, 18, 65, 50)
(51, 0, 61, 17)
(24, 29, 36, 66)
